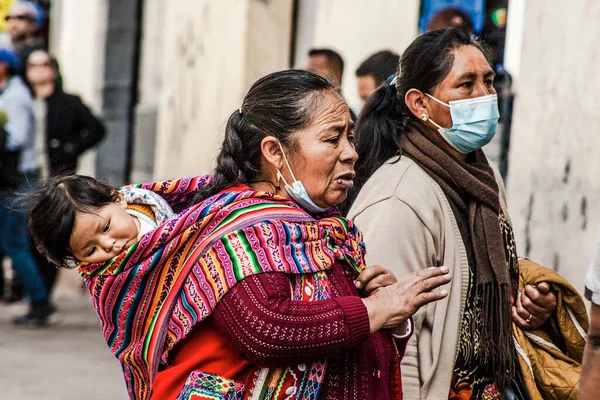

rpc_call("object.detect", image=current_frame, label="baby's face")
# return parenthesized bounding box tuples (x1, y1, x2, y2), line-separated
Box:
(69, 199, 140, 264)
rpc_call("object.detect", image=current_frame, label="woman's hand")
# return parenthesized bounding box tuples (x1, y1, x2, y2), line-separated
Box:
(362, 266, 452, 333)
(511, 282, 557, 330)
(355, 265, 397, 295)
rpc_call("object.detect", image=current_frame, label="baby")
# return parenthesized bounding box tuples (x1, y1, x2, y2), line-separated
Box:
(28, 174, 174, 267)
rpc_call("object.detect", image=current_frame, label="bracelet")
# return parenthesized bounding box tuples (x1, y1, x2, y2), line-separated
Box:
(392, 319, 412, 339)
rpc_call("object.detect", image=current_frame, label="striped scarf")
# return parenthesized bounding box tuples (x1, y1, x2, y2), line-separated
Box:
(78, 176, 366, 400)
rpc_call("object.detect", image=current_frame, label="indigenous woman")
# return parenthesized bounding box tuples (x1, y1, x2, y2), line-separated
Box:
(80, 70, 451, 400)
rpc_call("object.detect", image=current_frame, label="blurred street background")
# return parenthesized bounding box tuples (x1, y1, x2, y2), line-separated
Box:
(0, 289, 127, 399)
(1, 0, 599, 398)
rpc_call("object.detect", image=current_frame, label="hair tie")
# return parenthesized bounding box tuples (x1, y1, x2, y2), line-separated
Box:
(386, 74, 398, 86)
(238, 108, 243, 115)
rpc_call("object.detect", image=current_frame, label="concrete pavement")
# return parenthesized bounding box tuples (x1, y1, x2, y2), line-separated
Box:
(0, 290, 128, 400)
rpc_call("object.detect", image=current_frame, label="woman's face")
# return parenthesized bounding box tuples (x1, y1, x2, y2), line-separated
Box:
(281, 92, 357, 208)
(26, 50, 56, 85)
(425, 45, 496, 130)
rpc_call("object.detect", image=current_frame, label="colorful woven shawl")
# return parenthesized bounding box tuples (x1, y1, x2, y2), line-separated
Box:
(78, 176, 366, 400)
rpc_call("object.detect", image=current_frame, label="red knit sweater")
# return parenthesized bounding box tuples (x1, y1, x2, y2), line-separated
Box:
(152, 262, 408, 399)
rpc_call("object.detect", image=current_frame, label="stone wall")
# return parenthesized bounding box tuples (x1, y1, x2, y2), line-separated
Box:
(506, 0, 600, 295)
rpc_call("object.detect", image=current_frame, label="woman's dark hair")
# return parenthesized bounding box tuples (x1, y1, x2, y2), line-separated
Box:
(28, 174, 117, 268)
(194, 69, 339, 201)
(353, 27, 492, 190)
(50, 55, 64, 90)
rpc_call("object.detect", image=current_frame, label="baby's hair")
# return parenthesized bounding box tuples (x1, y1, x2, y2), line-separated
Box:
(28, 174, 118, 268)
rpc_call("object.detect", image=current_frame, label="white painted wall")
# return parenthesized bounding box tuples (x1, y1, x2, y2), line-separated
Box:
(503, 0, 526, 86)
(245, 0, 293, 88)
(136, 0, 166, 105)
(49, 0, 108, 177)
(153, 0, 293, 180)
(294, 0, 420, 112)
(506, 0, 600, 296)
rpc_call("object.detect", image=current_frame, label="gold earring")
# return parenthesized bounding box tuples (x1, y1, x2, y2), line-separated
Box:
(421, 113, 428, 121)
(275, 171, 281, 191)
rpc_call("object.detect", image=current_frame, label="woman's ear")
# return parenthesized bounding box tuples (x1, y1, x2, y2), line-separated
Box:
(405, 89, 430, 123)
(260, 136, 284, 171)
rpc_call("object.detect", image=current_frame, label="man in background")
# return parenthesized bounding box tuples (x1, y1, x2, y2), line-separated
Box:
(305, 48, 357, 122)
(355, 50, 400, 103)
(6, 1, 44, 74)
(306, 48, 345, 86)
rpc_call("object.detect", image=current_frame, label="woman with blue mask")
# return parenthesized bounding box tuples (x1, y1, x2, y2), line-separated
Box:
(347, 28, 559, 399)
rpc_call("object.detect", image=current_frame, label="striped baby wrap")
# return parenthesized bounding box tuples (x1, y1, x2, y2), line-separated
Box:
(78, 176, 367, 400)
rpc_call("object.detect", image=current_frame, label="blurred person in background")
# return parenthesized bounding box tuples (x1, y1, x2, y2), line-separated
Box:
(355, 50, 400, 103)
(306, 48, 357, 122)
(581, 230, 600, 400)
(0, 46, 54, 326)
(425, 7, 474, 32)
(5, 1, 44, 75)
(306, 48, 345, 86)
(1, 1, 45, 301)
(25, 49, 105, 296)
(26, 50, 105, 184)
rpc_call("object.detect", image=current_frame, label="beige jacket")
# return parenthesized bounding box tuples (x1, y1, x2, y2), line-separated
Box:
(348, 156, 509, 400)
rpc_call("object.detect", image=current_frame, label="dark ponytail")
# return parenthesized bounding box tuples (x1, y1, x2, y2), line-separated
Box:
(206, 110, 260, 199)
(194, 69, 338, 201)
(353, 27, 493, 190)
(354, 80, 405, 189)
(338, 80, 405, 215)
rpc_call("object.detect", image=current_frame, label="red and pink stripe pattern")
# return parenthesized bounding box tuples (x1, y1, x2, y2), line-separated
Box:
(79, 176, 366, 400)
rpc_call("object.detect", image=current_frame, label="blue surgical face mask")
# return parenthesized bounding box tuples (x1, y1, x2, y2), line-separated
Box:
(425, 93, 500, 154)
(276, 142, 330, 214)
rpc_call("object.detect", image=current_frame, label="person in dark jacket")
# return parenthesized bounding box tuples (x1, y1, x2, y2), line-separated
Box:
(25, 49, 105, 295)
(26, 49, 105, 177)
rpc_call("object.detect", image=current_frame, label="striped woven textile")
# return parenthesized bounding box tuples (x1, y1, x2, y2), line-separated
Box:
(78, 176, 366, 400)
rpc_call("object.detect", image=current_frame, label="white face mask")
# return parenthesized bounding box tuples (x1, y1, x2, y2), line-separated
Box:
(276, 142, 330, 214)
(425, 93, 500, 154)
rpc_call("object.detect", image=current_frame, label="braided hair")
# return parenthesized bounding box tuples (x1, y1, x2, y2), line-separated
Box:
(194, 69, 339, 201)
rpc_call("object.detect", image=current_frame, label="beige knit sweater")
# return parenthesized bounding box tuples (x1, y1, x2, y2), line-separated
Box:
(348, 156, 509, 400)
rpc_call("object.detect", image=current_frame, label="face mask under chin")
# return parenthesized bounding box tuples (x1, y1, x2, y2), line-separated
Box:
(275, 142, 331, 214)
